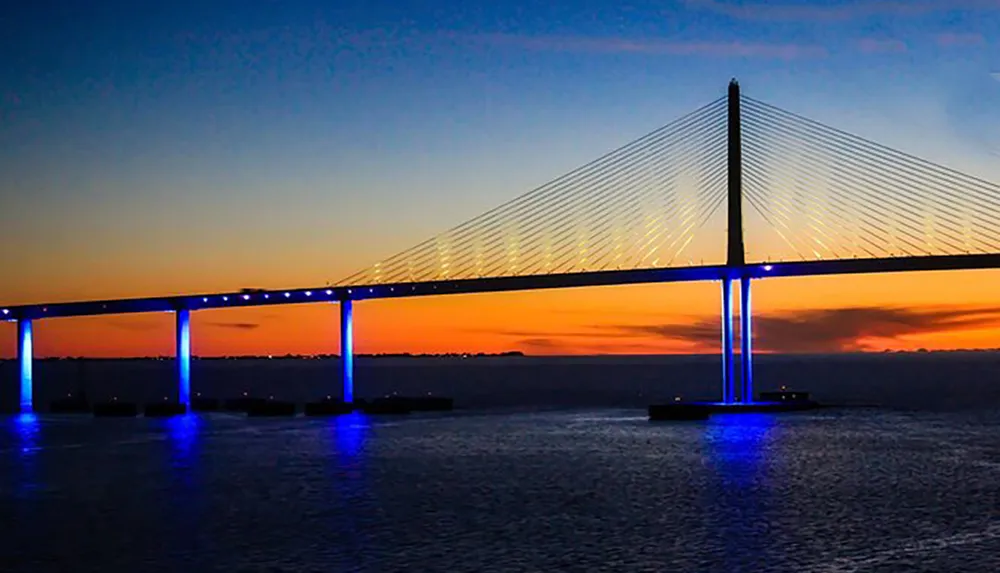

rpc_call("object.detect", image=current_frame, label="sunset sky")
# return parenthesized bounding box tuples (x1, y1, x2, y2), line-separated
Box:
(2, 0, 1000, 358)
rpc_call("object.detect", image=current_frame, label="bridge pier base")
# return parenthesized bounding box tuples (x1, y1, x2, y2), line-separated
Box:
(740, 277, 753, 403)
(17, 319, 33, 414)
(176, 309, 191, 407)
(721, 279, 735, 404)
(340, 300, 354, 404)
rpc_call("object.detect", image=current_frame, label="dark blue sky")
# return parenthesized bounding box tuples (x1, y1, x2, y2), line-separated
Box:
(1, 0, 998, 302)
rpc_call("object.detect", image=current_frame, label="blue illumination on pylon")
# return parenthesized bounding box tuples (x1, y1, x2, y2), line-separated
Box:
(18, 320, 33, 414)
(740, 277, 753, 403)
(176, 310, 191, 406)
(721, 279, 735, 404)
(340, 300, 354, 403)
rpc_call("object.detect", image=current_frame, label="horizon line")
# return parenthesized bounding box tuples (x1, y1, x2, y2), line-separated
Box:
(2, 348, 998, 361)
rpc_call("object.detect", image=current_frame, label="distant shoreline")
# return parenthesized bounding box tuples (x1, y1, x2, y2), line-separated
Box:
(2, 349, 999, 361)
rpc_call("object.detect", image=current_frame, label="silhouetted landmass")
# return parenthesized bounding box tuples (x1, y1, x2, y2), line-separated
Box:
(0, 351, 527, 362)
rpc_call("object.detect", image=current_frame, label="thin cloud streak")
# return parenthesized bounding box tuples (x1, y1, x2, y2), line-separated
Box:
(936, 33, 988, 47)
(455, 32, 828, 60)
(515, 337, 675, 355)
(208, 322, 261, 331)
(857, 38, 909, 54)
(683, 0, 1000, 23)
(469, 327, 643, 340)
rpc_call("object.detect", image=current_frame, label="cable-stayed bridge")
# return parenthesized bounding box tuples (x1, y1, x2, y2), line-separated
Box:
(5, 80, 1000, 413)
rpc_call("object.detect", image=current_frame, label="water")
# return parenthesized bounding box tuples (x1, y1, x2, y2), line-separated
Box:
(1, 355, 1000, 572)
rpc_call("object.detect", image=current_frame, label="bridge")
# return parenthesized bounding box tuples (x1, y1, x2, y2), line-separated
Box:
(5, 80, 1000, 413)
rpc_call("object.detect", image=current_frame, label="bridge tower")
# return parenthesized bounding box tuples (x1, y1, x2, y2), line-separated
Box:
(724, 79, 753, 404)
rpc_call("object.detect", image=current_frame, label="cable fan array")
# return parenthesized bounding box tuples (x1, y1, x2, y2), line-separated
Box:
(741, 96, 1000, 263)
(337, 98, 730, 286)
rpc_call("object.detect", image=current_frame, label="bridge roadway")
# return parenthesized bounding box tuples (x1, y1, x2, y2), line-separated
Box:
(4, 252, 1000, 320)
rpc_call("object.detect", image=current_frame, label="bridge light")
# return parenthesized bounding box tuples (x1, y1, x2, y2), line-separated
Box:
(264, 294, 270, 299)
(222, 296, 228, 302)
(325, 289, 333, 296)
(1, 309, 7, 315)
(242, 294, 250, 301)
(284, 292, 291, 298)
(305, 291, 312, 296)
(763, 265, 773, 271)
(202, 297, 208, 303)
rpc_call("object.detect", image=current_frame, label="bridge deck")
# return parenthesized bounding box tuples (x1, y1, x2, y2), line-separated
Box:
(4, 253, 1000, 321)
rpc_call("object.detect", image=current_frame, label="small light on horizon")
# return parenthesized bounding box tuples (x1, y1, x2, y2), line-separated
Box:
(242, 294, 250, 300)
(1, 309, 8, 315)
(264, 294, 270, 299)
(222, 296, 229, 302)
(284, 292, 291, 298)
(305, 291, 312, 296)
(764, 265, 773, 271)
(326, 289, 333, 295)
(202, 297, 208, 303)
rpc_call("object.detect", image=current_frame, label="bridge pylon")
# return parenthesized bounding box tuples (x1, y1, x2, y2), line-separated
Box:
(723, 79, 753, 404)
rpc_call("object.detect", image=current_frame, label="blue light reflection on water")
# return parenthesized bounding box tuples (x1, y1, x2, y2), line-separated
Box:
(161, 414, 205, 565)
(326, 412, 370, 569)
(333, 412, 367, 462)
(10, 413, 41, 500)
(703, 413, 777, 571)
(165, 414, 200, 484)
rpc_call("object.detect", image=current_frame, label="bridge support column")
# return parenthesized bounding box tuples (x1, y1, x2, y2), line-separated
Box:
(17, 319, 33, 414)
(740, 277, 753, 403)
(721, 279, 736, 404)
(340, 300, 354, 404)
(176, 310, 191, 407)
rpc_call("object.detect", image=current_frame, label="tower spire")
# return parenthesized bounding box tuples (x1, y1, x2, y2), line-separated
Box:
(727, 79, 745, 267)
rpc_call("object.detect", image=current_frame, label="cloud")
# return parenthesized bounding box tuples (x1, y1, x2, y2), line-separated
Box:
(683, 0, 1000, 22)
(470, 327, 638, 339)
(613, 305, 1000, 353)
(857, 38, 908, 53)
(208, 322, 260, 331)
(992, 72, 1000, 82)
(514, 337, 678, 355)
(517, 338, 568, 352)
(936, 33, 987, 47)
(457, 32, 827, 60)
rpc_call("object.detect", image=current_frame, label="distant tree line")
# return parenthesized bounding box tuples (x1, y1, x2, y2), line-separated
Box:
(1, 351, 527, 362)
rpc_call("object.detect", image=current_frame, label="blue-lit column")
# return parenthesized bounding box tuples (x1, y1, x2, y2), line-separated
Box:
(721, 279, 735, 404)
(340, 300, 354, 404)
(176, 310, 191, 407)
(17, 319, 33, 414)
(740, 277, 753, 403)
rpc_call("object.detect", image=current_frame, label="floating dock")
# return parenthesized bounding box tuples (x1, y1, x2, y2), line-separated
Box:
(649, 391, 821, 421)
